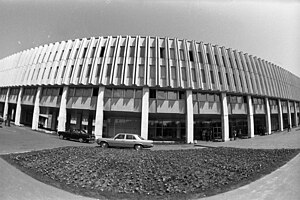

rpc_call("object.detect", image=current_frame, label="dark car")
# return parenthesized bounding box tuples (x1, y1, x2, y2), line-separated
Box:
(58, 129, 95, 143)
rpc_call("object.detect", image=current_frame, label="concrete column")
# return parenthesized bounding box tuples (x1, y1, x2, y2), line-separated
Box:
(186, 90, 194, 144)
(57, 86, 69, 132)
(94, 86, 105, 139)
(32, 87, 42, 130)
(278, 99, 283, 131)
(141, 87, 149, 140)
(287, 101, 292, 129)
(221, 93, 229, 142)
(247, 95, 254, 138)
(14, 87, 23, 126)
(296, 103, 298, 126)
(265, 98, 271, 135)
(3, 88, 10, 119)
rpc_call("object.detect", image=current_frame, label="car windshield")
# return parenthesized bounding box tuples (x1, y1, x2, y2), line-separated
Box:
(137, 135, 145, 140)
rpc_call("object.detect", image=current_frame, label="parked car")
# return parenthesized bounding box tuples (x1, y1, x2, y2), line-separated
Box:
(96, 133, 154, 150)
(58, 129, 95, 143)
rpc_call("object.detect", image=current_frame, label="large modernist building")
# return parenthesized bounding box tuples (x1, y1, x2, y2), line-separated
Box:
(0, 36, 299, 143)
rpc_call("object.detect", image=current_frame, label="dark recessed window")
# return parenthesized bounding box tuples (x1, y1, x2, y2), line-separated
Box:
(149, 89, 156, 98)
(170, 48, 176, 59)
(181, 67, 187, 81)
(82, 47, 88, 58)
(92, 88, 99, 96)
(150, 47, 155, 58)
(180, 49, 185, 61)
(189, 51, 194, 62)
(60, 50, 64, 60)
(86, 64, 92, 78)
(191, 68, 196, 82)
(198, 51, 204, 64)
(74, 48, 79, 59)
(139, 64, 144, 78)
(119, 46, 125, 57)
(222, 56, 226, 66)
(127, 64, 133, 78)
(207, 53, 211, 65)
(160, 48, 165, 59)
(210, 70, 214, 84)
(161, 65, 166, 79)
(48, 67, 52, 79)
(54, 66, 59, 79)
(129, 46, 135, 57)
(109, 46, 115, 57)
(100, 47, 105, 57)
(201, 69, 206, 83)
(67, 49, 72, 59)
(90, 47, 96, 58)
(61, 66, 66, 78)
(226, 73, 230, 86)
(218, 71, 222, 85)
(116, 64, 122, 78)
(150, 65, 155, 79)
(140, 47, 145, 58)
(106, 64, 112, 77)
(215, 55, 219, 66)
(171, 66, 177, 80)
(179, 91, 185, 99)
(96, 64, 101, 77)
(77, 65, 82, 78)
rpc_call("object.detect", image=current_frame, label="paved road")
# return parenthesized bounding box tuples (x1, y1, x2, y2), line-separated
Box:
(0, 125, 300, 200)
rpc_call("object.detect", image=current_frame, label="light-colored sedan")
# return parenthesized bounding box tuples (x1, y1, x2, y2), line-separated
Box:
(96, 133, 154, 150)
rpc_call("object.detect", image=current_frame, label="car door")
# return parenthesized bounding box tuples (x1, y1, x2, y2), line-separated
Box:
(111, 134, 125, 147)
(125, 134, 136, 148)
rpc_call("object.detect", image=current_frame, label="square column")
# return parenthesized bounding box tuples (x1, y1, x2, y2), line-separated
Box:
(94, 86, 105, 139)
(32, 87, 42, 130)
(141, 87, 149, 140)
(287, 101, 292, 129)
(14, 87, 23, 126)
(278, 99, 283, 131)
(221, 93, 229, 142)
(57, 86, 69, 132)
(247, 96, 254, 138)
(265, 98, 271, 135)
(3, 88, 10, 119)
(294, 102, 298, 127)
(186, 90, 194, 144)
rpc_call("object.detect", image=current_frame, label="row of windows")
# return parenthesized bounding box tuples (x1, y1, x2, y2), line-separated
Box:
(228, 95, 247, 104)
(269, 99, 278, 106)
(193, 93, 220, 102)
(68, 87, 99, 97)
(0, 89, 8, 95)
(23, 88, 37, 96)
(42, 88, 62, 96)
(149, 90, 185, 100)
(253, 97, 265, 105)
(104, 88, 142, 99)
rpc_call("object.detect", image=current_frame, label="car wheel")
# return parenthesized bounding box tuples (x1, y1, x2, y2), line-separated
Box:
(79, 138, 84, 143)
(134, 144, 143, 151)
(100, 142, 108, 148)
(59, 135, 64, 140)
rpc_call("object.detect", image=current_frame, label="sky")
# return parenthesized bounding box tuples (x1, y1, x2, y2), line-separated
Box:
(0, 0, 299, 77)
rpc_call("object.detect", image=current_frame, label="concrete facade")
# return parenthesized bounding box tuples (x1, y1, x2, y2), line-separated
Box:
(0, 35, 299, 142)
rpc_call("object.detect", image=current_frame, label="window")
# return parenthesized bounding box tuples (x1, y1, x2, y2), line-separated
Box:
(168, 91, 177, 100)
(61, 66, 66, 78)
(210, 70, 215, 84)
(124, 89, 134, 98)
(181, 67, 187, 81)
(139, 64, 144, 78)
(150, 65, 155, 79)
(199, 93, 207, 101)
(189, 51, 194, 62)
(115, 134, 125, 139)
(106, 64, 112, 77)
(42, 68, 46, 79)
(235, 59, 239, 67)
(150, 47, 155, 57)
(86, 64, 92, 78)
(191, 68, 196, 82)
(104, 88, 112, 97)
(207, 94, 214, 102)
(161, 65, 166, 79)
(171, 66, 177, 80)
(96, 64, 101, 77)
(170, 48, 176, 59)
(215, 55, 219, 66)
(222, 56, 226, 66)
(116, 64, 122, 78)
(150, 89, 156, 98)
(160, 47, 165, 58)
(201, 69, 206, 83)
(140, 47, 145, 58)
(31, 69, 35, 80)
(129, 46, 135, 57)
(113, 89, 123, 98)
(198, 51, 203, 64)
(36, 68, 40, 79)
(77, 65, 82, 78)
(207, 53, 211, 65)
(229, 57, 233, 68)
(60, 50, 64, 60)
(157, 91, 167, 99)
(179, 91, 185, 99)
(135, 90, 142, 98)
(179, 49, 185, 61)
(82, 47, 87, 58)
(75, 88, 83, 96)
(226, 73, 230, 86)
(74, 48, 79, 59)
(119, 46, 125, 57)
(90, 47, 96, 58)
(100, 47, 105, 57)
(218, 71, 222, 85)
(109, 46, 115, 57)
(83, 88, 92, 97)
(127, 64, 133, 78)
(126, 135, 136, 140)
(54, 67, 59, 79)
(92, 88, 99, 96)
(67, 49, 72, 59)
(48, 67, 52, 79)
